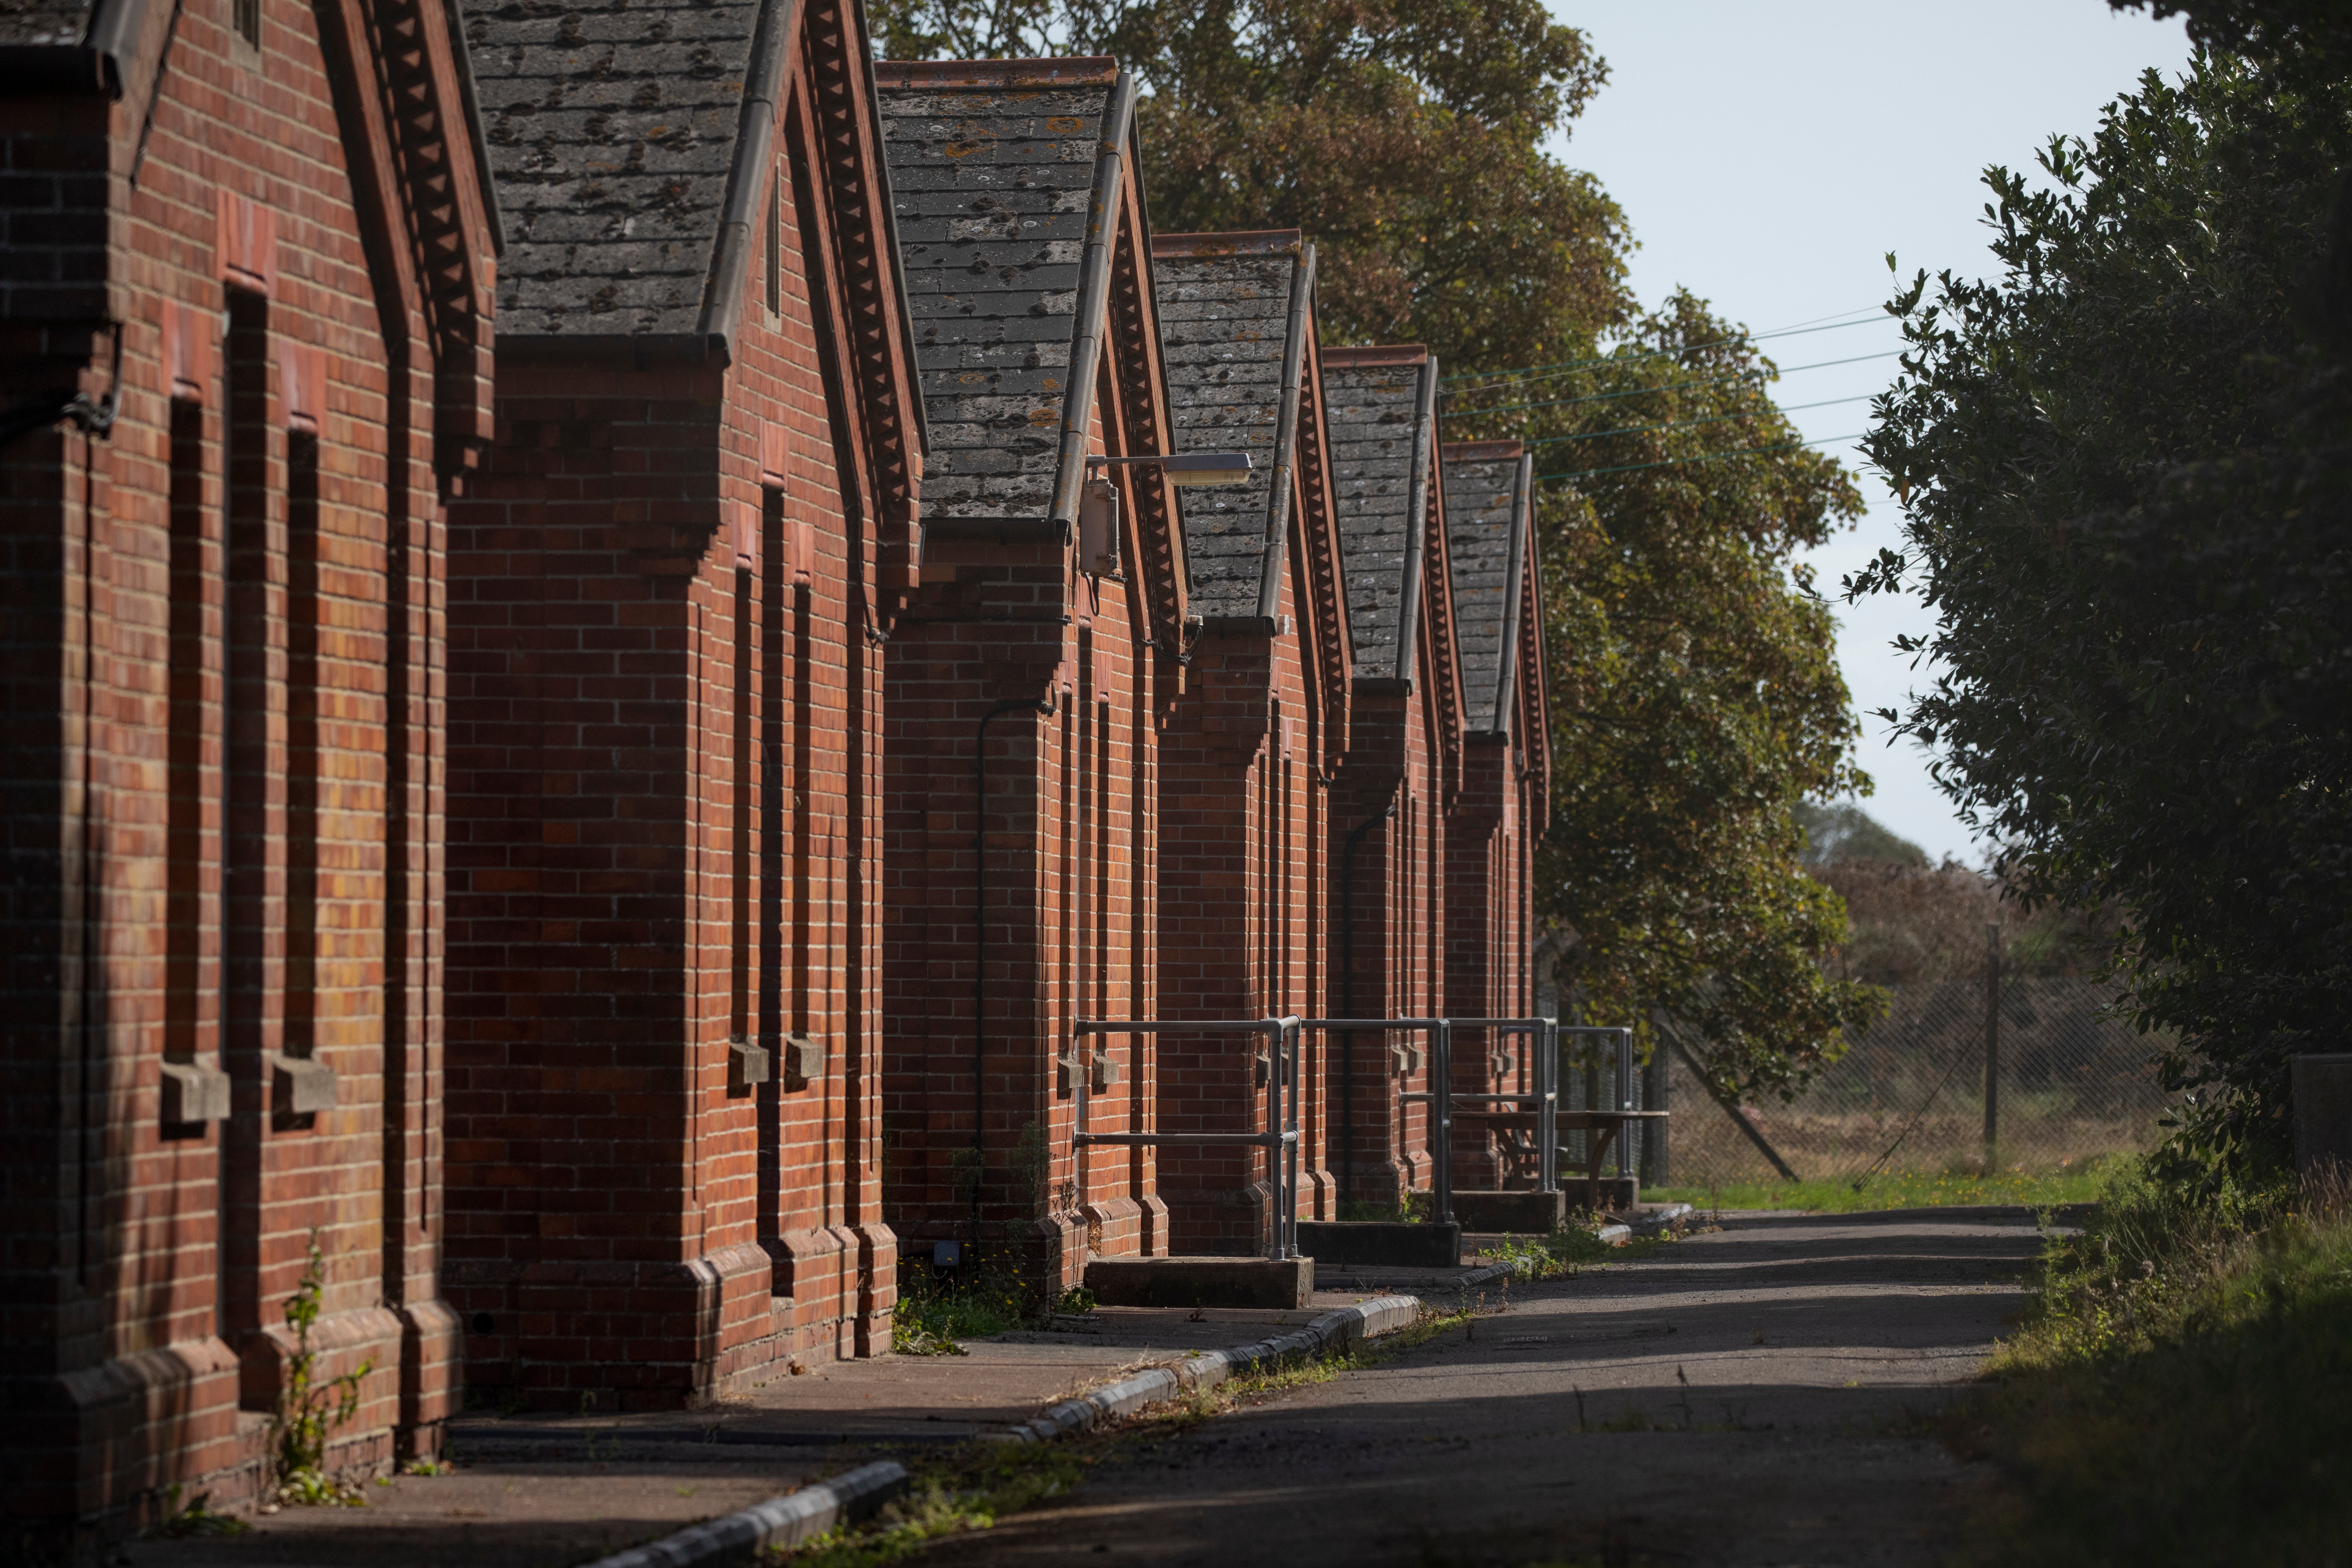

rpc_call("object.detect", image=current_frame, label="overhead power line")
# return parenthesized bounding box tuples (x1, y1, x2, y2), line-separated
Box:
(1508, 394, 1874, 451)
(1440, 311, 1891, 392)
(1444, 351, 1901, 420)
(1536, 431, 1867, 485)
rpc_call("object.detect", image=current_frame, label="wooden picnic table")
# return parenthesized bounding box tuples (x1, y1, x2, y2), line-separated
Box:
(1447, 1103, 1670, 1214)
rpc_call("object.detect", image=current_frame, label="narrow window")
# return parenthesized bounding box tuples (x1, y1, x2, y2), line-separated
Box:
(164, 399, 210, 1130)
(755, 487, 790, 1234)
(765, 172, 782, 319)
(281, 425, 319, 1126)
(730, 555, 755, 1050)
(219, 290, 270, 1342)
(234, 0, 261, 49)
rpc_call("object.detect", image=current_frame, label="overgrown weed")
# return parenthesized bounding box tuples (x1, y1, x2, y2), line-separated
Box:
(890, 1267, 1025, 1356)
(775, 1444, 1088, 1565)
(271, 1233, 372, 1506)
(1950, 1157, 2352, 1565)
(1483, 1218, 1672, 1281)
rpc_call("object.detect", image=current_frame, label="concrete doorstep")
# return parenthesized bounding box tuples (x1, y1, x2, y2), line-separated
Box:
(573, 1292, 1425, 1568)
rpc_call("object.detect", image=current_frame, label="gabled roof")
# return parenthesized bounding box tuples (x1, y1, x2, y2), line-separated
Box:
(1440, 440, 1533, 737)
(873, 57, 1138, 533)
(1321, 346, 1441, 684)
(466, 0, 785, 344)
(1150, 230, 1314, 627)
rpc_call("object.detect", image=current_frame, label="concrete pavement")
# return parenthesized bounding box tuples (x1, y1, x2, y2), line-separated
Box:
(920, 1206, 2051, 1568)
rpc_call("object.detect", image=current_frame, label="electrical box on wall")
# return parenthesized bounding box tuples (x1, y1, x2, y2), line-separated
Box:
(1078, 477, 1120, 575)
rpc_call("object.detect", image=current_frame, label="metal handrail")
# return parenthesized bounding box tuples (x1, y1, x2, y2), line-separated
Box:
(1072, 1016, 1303, 1261)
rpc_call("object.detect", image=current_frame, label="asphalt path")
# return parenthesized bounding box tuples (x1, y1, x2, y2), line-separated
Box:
(929, 1206, 2051, 1568)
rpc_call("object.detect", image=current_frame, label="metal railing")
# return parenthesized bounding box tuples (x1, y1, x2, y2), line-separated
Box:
(1303, 1019, 1453, 1224)
(1072, 1016, 1663, 1246)
(1445, 1017, 1566, 1200)
(1071, 1016, 1303, 1261)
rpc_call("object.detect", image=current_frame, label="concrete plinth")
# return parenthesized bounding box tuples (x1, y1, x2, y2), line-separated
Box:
(1448, 1190, 1565, 1234)
(1084, 1256, 1315, 1310)
(1294, 1221, 1462, 1269)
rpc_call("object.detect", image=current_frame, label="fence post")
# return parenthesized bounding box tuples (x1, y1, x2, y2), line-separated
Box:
(1983, 922, 2001, 1169)
(1640, 1041, 1669, 1187)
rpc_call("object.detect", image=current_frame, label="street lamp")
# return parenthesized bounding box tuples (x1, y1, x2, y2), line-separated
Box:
(1077, 451, 1253, 573)
(1085, 450, 1253, 487)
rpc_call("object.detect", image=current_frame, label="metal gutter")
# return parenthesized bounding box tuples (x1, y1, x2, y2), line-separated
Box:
(1047, 68, 1139, 539)
(1253, 241, 1316, 625)
(1488, 451, 1532, 737)
(1390, 355, 1439, 683)
(694, 0, 807, 363)
(446, 0, 505, 255)
(0, 0, 160, 95)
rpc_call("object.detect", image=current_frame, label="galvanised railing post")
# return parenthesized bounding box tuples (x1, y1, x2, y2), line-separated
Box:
(1432, 1020, 1453, 1227)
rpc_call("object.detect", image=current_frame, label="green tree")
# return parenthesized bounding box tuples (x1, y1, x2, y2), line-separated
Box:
(1853, 49, 2352, 1175)
(1451, 293, 1884, 1098)
(865, 0, 1626, 364)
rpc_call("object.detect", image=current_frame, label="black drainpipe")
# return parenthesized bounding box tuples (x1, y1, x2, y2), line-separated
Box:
(973, 694, 1055, 1254)
(1336, 789, 1398, 1207)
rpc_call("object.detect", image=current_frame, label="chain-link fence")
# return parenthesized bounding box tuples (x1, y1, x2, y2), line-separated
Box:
(1563, 977, 2172, 1187)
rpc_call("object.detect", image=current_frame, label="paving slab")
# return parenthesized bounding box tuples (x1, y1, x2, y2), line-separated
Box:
(121, 1294, 1416, 1568)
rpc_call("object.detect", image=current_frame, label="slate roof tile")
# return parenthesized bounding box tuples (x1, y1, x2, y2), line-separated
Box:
(874, 62, 1120, 524)
(0, 0, 95, 46)
(1442, 441, 1528, 732)
(1321, 350, 1435, 675)
(463, 0, 763, 338)
(1149, 235, 1303, 621)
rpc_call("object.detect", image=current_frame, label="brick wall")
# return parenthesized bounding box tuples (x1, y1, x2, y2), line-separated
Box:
(1, 0, 493, 1540)
(875, 60, 1185, 1293)
(444, 4, 915, 1408)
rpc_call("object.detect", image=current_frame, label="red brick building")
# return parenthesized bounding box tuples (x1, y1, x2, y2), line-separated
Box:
(1439, 441, 1550, 1189)
(1149, 231, 1352, 1251)
(1318, 346, 1463, 1212)
(872, 58, 1189, 1291)
(1, 0, 496, 1537)
(441, 0, 925, 1408)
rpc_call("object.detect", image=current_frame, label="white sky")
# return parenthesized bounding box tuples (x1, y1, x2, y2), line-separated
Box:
(1543, 1, 2193, 865)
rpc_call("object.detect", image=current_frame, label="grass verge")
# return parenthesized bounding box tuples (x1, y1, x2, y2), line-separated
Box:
(1646, 1163, 2106, 1214)
(1949, 1158, 2352, 1566)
